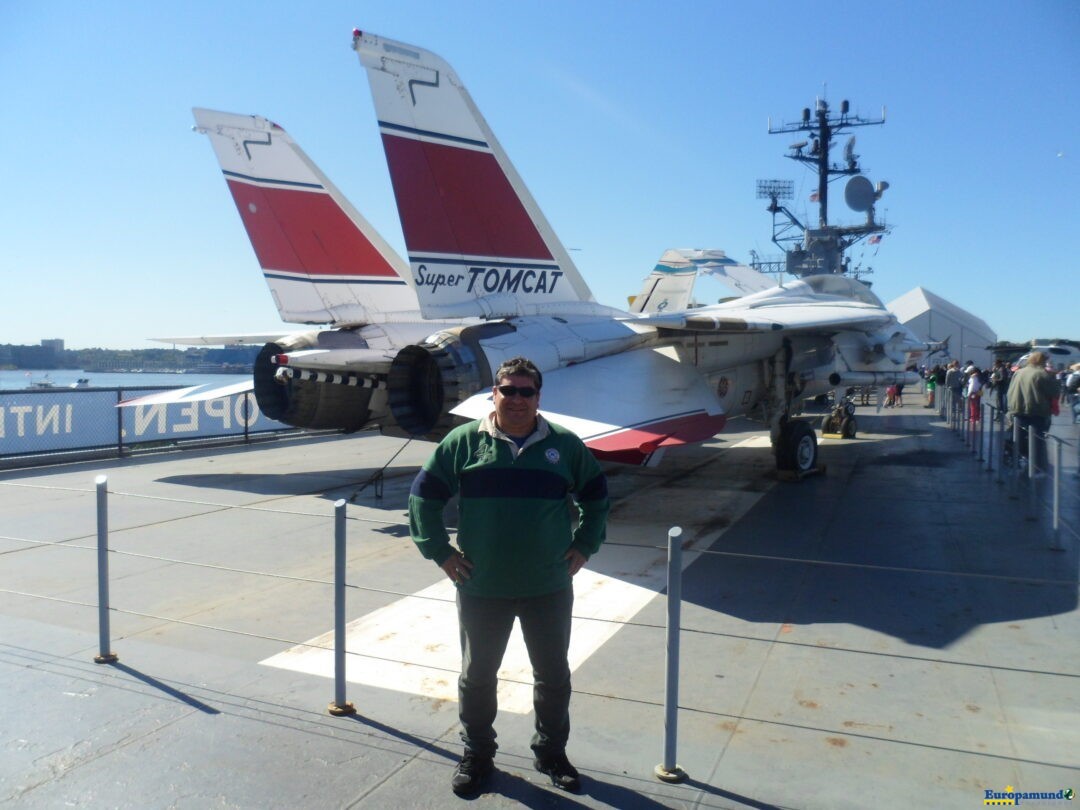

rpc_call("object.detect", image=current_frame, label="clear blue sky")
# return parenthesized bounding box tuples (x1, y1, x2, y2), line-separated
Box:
(4, 1, 1077, 350)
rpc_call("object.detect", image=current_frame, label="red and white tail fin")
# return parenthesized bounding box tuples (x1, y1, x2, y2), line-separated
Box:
(351, 32, 600, 320)
(193, 108, 417, 325)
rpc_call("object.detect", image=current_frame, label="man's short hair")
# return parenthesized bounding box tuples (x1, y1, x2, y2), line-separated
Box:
(1028, 350, 1046, 367)
(494, 356, 543, 389)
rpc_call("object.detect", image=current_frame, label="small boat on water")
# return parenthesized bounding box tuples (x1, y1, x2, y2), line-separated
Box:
(24, 375, 90, 389)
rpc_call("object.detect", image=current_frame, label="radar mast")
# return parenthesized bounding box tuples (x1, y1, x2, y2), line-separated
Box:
(755, 98, 888, 280)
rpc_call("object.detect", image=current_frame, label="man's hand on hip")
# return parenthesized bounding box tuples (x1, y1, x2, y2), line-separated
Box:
(565, 548, 587, 577)
(441, 552, 473, 584)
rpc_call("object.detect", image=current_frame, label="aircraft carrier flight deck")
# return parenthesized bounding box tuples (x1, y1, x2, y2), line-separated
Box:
(1, 400, 1077, 809)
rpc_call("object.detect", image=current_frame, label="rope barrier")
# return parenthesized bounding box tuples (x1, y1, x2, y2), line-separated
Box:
(0, 480, 407, 526)
(3, 584, 1075, 685)
(4, 528, 1075, 589)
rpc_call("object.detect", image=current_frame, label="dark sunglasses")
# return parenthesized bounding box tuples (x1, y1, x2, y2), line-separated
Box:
(495, 384, 538, 399)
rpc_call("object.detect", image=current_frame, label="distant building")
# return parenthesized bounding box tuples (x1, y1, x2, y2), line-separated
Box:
(41, 339, 65, 353)
(11, 344, 59, 369)
(887, 287, 996, 370)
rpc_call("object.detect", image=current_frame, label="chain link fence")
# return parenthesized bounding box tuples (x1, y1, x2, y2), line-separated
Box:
(0, 386, 295, 468)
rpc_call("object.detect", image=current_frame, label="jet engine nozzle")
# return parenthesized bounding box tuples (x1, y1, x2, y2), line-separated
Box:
(253, 331, 386, 432)
(386, 322, 513, 438)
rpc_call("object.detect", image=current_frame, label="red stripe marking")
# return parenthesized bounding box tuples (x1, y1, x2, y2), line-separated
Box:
(383, 134, 552, 260)
(226, 180, 399, 278)
(585, 412, 728, 463)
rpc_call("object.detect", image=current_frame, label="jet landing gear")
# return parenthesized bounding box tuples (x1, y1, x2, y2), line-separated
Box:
(821, 395, 858, 439)
(774, 418, 820, 477)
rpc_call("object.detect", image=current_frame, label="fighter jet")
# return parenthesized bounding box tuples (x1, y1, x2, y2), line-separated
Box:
(347, 29, 923, 469)
(133, 36, 922, 472)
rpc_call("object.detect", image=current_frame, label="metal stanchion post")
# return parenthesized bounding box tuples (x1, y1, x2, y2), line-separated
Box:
(975, 401, 983, 458)
(655, 526, 687, 784)
(985, 402, 994, 471)
(1013, 420, 1022, 476)
(1051, 438, 1063, 551)
(94, 476, 118, 664)
(994, 409, 1005, 484)
(328, 499, 356, 716)
(1028, 425, 1038, 480)
(115, 391, 125, 459)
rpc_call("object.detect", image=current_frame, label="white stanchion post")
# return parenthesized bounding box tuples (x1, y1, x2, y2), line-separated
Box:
(328, 499, 356, 716)
(94, 475, 118, 664)
(655, 526, 687, 784)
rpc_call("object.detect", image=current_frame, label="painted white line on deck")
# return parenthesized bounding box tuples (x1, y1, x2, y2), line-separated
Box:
(261, 563, 665, 713)
(735, 436, 773, 448)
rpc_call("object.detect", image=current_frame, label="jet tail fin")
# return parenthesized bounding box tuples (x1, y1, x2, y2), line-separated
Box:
(629, 250, 700, 314)
(193, 108, 417, 326)
(352, 32, 600, 320)
(629, 249, 770, 313)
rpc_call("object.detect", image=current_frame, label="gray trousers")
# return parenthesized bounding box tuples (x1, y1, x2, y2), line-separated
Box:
(456, 586, 573, 759)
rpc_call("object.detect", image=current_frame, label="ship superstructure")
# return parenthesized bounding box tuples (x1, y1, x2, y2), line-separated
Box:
(753, 98, 889, 281)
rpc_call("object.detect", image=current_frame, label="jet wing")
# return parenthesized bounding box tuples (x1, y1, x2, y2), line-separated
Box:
(628, 274, 896, 335)
(699, 261, 776, 295)
(451, 347, 727, 465)
(629, 300, 893, 334)
(150, 333, 295, 346)
(119, 380, 254, 407)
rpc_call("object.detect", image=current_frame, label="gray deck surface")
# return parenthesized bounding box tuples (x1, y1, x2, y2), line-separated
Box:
(2, 400, 1077, 809)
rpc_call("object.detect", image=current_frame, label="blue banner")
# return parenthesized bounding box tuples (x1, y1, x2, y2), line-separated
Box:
(0, 388, 286, 456)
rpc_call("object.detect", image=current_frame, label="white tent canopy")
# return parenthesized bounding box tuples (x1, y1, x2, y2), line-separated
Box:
(887, 287, 996, 370)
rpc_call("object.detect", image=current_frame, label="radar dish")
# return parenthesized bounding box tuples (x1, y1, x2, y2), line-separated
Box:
(844, 175, 874, 212)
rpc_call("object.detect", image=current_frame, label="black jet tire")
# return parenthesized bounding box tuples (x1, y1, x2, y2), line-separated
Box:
(777, 420, 818, 472)
(841, 416, 857, 439)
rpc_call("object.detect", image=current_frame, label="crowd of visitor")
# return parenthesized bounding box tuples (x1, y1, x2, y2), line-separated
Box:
(918, 353, 1079, 478)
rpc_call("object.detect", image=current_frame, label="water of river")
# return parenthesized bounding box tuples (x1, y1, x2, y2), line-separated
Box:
(0, 369, 249, 392)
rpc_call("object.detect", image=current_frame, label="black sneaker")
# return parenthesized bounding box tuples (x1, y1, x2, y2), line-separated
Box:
(451, 750, 493, 796)
(533, 751, 581, 792)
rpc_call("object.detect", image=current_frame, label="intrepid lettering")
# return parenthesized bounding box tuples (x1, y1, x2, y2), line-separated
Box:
(0, 404, 74, 438)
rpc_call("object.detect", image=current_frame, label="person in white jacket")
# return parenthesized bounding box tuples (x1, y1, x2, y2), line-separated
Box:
(965, 368, 984, 423)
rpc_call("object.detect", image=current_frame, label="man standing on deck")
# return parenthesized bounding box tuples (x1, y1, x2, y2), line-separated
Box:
(944, 360, 963, 419)
(1007, 350, 1060, 475)
(408, 356, 610, 796)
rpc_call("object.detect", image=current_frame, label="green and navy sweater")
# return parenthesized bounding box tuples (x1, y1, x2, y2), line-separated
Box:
(408, 413, 610, 598)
